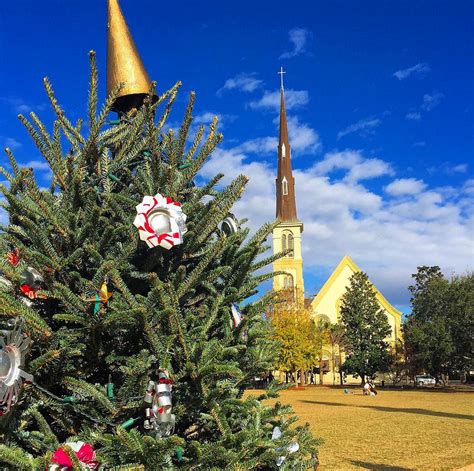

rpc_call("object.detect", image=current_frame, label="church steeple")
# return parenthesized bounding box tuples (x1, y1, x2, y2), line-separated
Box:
(272, 68, 304, 299)
(107, 0, 157, 114)
(276, 67, 298, 221)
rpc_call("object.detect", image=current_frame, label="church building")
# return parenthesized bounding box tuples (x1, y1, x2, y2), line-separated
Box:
(272, 72, 402, 384)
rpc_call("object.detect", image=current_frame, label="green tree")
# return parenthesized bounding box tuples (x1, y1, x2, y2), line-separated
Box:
(0, 53, 320, 470)
(404, 266, 473, 382)
(340, 272, 391, 383)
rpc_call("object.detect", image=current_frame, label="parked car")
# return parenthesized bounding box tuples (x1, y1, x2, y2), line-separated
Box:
(415, 375, 436, 386)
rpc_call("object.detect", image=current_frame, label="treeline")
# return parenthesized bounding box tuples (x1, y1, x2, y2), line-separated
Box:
(403, 266, 473, 383)
(268, 266, 473, 385)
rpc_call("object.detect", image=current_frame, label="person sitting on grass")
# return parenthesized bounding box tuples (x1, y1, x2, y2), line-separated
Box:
(363, 381, 371, 395)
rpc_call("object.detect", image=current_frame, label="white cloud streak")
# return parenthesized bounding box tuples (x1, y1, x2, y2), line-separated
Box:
(393, 63, 430, 80)
(280, 28, 312, 59)
(248, 89, 309, 111)
(420, 92, 444, 111)
(217, 73, 263, 95)
(406, 111, 421, 121)
(1, 137, 22, 150)
(337, 117, 381, 140)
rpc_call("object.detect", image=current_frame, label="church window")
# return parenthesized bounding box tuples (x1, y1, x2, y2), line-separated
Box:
(281, 143, 286, 158)
(282, 177, 288, 195)
(282, 234, 287, 251)
(288, 233, 294, 257)
(283, 274, 294, 289)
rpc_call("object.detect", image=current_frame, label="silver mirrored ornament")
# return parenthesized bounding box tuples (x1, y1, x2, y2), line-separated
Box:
(0, 321, 33, 415)
(21, 267, 43, 290)
(220, 213, 239, 236)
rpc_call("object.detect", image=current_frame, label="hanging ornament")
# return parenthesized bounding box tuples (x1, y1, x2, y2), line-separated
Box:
(271, 426, 300, 467)
(6, 249, 20, 266)
(143, 370, 175, 437)
(6, 250, 45, 300)
(230, 304, 243, 328)
(133, 194, 187, 250)
(220, 213, 239, 236)
(85, 279, 112, 315)
(48, 441, 99, 471)
(0, 321, 33, 415)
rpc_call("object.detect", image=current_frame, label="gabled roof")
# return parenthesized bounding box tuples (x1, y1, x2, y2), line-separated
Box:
(310, 255, 402, 322)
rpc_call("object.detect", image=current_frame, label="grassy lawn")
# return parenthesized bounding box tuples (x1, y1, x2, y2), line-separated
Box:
(255, 386, 474, 470)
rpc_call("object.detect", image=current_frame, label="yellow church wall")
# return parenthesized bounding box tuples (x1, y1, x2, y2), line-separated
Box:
(309, 256, 402, 345)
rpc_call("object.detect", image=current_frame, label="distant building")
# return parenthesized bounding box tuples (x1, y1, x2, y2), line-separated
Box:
(272, 72, 402, 384)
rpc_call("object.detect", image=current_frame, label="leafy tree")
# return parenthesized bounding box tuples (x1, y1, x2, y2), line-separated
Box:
(404, 266, 473, 381)
(0, 53, 320, 469)
(268, 289, 324, 385)
(340, 272, 391, 383)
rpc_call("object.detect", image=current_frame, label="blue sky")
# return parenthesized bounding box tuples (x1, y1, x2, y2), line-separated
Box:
(0, 0, 473, 312)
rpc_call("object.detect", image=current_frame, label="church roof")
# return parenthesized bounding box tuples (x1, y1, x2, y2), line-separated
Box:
(310, 255, 402, 322)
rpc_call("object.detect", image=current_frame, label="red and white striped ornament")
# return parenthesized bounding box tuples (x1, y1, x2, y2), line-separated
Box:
(133, 194, 187, 250)
(48, 441, 98, 470)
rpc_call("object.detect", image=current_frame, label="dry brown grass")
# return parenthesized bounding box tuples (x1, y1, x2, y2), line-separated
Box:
(252, 386, 474, 470)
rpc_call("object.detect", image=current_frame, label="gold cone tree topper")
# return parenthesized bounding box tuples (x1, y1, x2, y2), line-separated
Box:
(107, 0, 157, 114)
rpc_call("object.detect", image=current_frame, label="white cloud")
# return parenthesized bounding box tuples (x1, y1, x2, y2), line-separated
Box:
(200, 145, 473, 307)
(280, 28, 312, 59)
(452, 164, 468, 173)
(286, 116, 321, 153)
(406, 111, 421, 121)
(217, 73, 263, 95)
(235, 115, 320, 156)
(1, 97, 46, 114)
(1, 137, 22, 150)
(337, 117, 381, 140)
(236, 137, 277, 155)
(385, 178, 427, 196)
(313, 150, 394, 182)
(406, 92, 444, 121)
(193, 112, 236, 128)
(19, 160, 50, 171)
(393, 63, 430, 80)
(248, 89, 309, 111)
(193, 112, 221, 124)
(421, 92, 444, 111)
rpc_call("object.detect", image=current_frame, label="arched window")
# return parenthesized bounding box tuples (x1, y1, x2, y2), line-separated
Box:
(282, 177, 288, 196)
(283, 274, 294, 289)
(282, 231, 294, 257)
(288, 233, 294, 257)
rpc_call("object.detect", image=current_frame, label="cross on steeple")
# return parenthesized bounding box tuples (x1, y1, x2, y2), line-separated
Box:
(278, 66, 286, 90)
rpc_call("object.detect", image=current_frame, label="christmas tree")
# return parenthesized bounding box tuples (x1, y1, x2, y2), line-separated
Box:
(0, 2, 319, 469)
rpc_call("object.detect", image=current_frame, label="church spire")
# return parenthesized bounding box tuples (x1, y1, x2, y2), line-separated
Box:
(107, 0, 157, 114)
(276, 67, 298, 221)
